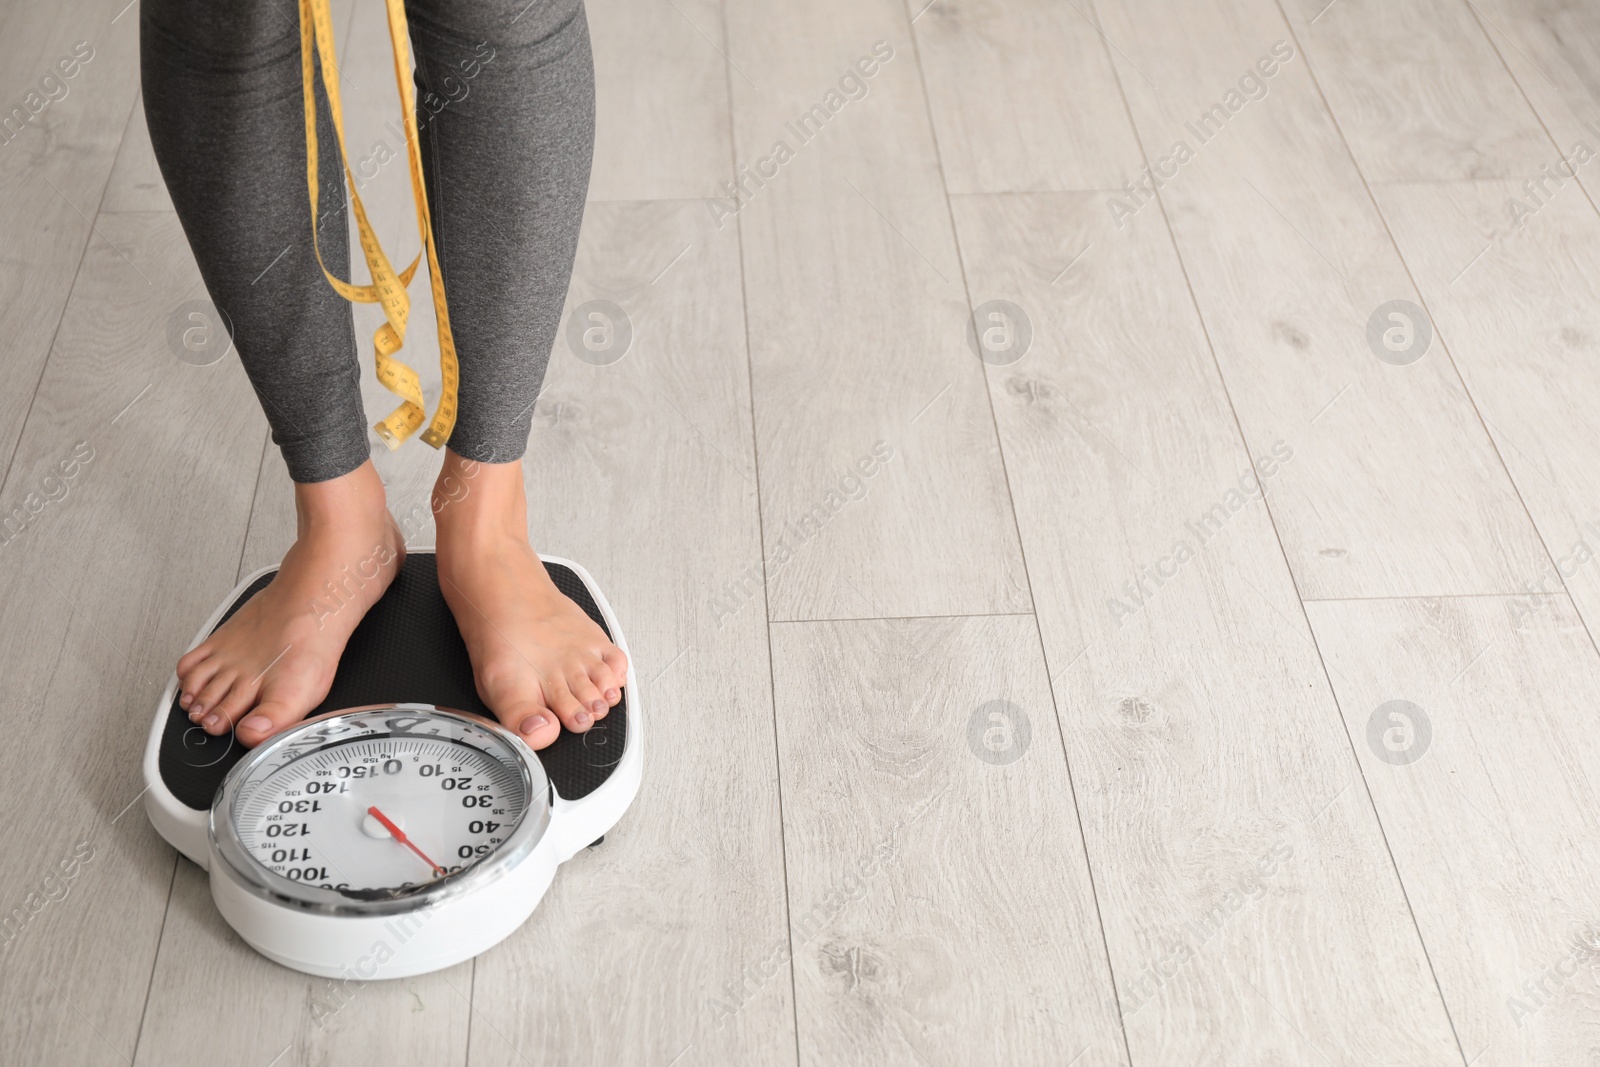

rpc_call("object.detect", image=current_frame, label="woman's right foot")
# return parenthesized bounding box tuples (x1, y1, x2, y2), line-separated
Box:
(431, 450, 628, 751)
(176, 459, 404, 747)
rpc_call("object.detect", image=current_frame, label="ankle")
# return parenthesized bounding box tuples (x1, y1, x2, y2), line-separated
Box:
(293, 460, 390, 539)
(433, 452, 529, 547)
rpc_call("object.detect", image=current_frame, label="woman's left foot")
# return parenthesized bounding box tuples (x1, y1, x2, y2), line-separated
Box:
(432, 450, 628, 750)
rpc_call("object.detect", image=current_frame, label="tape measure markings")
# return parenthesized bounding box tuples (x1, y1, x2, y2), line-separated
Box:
(299, 0, 459, 451)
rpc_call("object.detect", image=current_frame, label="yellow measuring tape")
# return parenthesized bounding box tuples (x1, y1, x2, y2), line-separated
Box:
(299, 0, 457, 450)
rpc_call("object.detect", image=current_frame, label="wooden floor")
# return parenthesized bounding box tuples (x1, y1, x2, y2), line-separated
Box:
(5, 0, 1600, 1062)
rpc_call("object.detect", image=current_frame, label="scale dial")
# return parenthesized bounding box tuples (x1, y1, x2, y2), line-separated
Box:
(211, 706, 548, 913)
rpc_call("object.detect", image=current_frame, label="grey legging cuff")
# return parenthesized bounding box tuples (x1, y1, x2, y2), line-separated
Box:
(141, 0, 594, 483)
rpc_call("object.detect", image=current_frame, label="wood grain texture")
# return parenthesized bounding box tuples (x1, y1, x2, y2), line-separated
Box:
(725, 0, 1031, 622)
(0, 212, 266, 1064)
(137, 862, 474, 1067)
(467, 199, 795, 1067)
(1372, 177, 1600, 650)
(910, 0, 1144, 193)
(1279, 0, 1550, 180)
(1465, 0, 1600, 208)
(0, 0, 140, 483)
(101, 92, 171, 214)
(950, 188, 1461, 1064)
(769, 613, 1128, 1066)
(585, 0, 733, 201)
(1305, 593, 1600, 1065)
(11, 0, 1600, 1062)
(1091, 0, 1548, 601)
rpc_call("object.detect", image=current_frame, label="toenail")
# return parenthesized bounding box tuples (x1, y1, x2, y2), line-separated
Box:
(575, 711, 592, 727)
(240, 715, 271, 733)
(590, 701, 604, 716)
(605, 688, 619, 703)
(203, 714, 222, 730)
(519, 715, 547, 735)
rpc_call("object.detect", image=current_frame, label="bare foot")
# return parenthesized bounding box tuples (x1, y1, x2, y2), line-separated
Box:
(176, 460, 404, 747)
(432, 450, 628, 750)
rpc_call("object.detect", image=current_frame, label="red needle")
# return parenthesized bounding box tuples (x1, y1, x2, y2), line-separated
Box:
(367, 806, 444, 877)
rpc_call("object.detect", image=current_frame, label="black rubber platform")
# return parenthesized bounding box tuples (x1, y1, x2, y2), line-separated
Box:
(158, 553, 627, 811)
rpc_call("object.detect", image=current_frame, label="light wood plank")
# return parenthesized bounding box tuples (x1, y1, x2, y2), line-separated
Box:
(726, 0, 1030, 621)
(101, 92, 171, 214)
(0, 0, 139, 479)
(770, 613, 1127, 1065)
(1305, 593, 1600, 1065)
(0, 212, 266, 1064)
(467, 200, 794, 1066)
(586, 0, 733, 201)
(1373, 177, 1600, 649)
(911, 0, 1144, 193)
(1280, 0, 1549, 180)
(1467, 0, 1600, 208)
(1091, 0, 1547, 600)
(17, 0, 1600, 1060)
(239, 442, 295, 574)
(136, 863, 474, 1067)
(950, 189, 1461, 1064)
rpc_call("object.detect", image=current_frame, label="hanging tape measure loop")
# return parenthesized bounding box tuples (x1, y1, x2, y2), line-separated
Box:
(299, 0, 460, 451)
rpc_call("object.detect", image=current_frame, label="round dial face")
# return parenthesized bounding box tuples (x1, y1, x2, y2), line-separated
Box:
(216, 708, 541, 903)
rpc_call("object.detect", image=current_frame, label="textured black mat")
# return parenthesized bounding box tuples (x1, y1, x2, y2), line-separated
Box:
(158, 553, 628, 810)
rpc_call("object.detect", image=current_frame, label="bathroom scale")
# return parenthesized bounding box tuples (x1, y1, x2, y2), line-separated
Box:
(139, 551, 641, 979)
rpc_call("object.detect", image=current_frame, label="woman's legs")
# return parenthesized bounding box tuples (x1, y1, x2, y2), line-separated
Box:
(144, 0, 625, 747)
(141, 0, 370, 483)
(404, 0, 627, 745)
(405, 0, 594, 464)
(144, 0, 403, 745)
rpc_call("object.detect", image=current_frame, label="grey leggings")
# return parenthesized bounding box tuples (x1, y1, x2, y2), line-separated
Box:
(141, 0, 594, 482)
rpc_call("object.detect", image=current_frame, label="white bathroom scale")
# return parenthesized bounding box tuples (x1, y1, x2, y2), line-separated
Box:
(139, 551, 641, 979)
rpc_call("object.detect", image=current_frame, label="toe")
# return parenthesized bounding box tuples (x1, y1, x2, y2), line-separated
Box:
(602, 646, 629, 684)
(178, 656, 223, 709)
(194, 672, 236, 725)
(176, 642, 212, 678)
(236, 697, 305, 747)
(589, 659, 624, 706)
(210, 678, 263, 730)
(569, 672, 606, 721)
(547, 677, 593, 733)
(499, 700, 560, 750)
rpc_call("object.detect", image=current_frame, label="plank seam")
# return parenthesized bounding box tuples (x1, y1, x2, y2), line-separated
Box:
(0, 84, 143, 507)
(907, 1, 1135, 1062)
(1089, 0, 1469, 1059)
(720, 0, 804, 1061)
